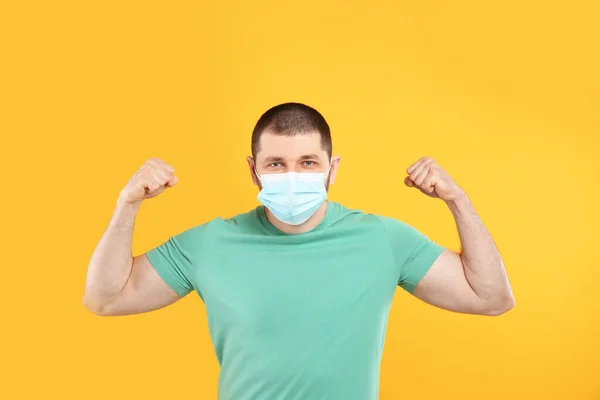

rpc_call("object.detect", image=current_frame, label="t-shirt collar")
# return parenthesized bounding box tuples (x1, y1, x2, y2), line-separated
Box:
(257, 201, 334, 235)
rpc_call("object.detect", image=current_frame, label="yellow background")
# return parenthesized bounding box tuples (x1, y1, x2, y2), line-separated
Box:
(1, 1, 599, 399)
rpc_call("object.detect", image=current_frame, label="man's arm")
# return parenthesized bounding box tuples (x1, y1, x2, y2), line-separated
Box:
(82, 200, 181, 316)
(82, 158, 182, 316)
(413, 192, 514, 315)
(404, 157, 515, 316)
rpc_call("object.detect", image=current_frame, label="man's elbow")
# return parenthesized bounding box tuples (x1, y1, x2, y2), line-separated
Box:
(82, 294, 111, 316)
(483, 294, 516, 316)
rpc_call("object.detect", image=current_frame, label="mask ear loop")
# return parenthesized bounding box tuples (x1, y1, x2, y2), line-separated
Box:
(324, 159, 333, 182)
(254, 168, 262, 181)
(254, 159, 263, 182)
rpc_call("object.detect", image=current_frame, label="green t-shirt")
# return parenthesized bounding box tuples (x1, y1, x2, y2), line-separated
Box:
(146, 201, 445, 400)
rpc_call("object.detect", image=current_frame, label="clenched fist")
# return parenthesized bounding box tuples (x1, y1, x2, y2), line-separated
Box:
(404, 156, 464, 202)
(118, 158, 178, 205)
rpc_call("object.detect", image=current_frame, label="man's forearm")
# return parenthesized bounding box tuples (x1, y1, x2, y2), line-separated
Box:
(82, 199, 141, 312)
(446, 191, 515, 309)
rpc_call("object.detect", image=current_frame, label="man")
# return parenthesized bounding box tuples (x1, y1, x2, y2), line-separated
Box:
(83, 102, 514, 400)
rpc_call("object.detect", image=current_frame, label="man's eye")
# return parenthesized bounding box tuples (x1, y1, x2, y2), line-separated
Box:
(270, 162, 281, 167)
(303, 161, 315, 166)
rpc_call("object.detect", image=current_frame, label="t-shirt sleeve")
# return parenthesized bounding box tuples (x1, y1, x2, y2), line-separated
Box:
(145, 223, 207, 298)
(379, 216, 446, 294)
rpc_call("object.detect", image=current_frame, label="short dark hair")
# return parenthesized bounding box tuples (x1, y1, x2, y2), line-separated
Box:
(251, 102, 332, 160)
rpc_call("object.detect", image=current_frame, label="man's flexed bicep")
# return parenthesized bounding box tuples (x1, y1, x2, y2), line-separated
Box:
(91, 253, 184, 316)
(89, 222, 207, 316)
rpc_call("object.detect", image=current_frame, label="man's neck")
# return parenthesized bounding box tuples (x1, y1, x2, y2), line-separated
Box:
(265, 201, 329, 234)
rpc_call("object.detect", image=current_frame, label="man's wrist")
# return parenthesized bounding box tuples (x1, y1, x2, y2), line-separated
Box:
(111, 198, 142, 228)
(446, 189, 471, 216)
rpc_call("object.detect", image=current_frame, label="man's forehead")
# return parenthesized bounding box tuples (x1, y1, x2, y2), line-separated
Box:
(256, 131, 327, 160)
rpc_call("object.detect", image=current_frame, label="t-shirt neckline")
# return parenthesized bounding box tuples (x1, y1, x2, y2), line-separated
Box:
(257, 201, 335, 236)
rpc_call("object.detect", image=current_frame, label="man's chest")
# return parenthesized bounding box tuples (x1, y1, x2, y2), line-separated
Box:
(193, 237, 399, 336)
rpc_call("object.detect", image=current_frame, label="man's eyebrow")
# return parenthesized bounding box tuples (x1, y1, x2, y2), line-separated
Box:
(299, 154, 321, 160)
(263, 156, 285, 163)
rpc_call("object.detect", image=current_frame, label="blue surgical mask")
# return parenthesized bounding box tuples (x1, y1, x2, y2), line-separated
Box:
(255, 162, 332, 226)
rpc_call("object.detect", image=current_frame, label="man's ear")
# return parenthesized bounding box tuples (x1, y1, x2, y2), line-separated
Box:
(246, 156, 259, 186)
(328, 155, 342, 185)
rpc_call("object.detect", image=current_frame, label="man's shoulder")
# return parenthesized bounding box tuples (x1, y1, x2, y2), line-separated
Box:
(214, 206, 267, 234)
(328, 201, 364, 219)
(328, 202, 417, 231)
(221, 206, 260, 225)
(171, 207, 261, 235)
(326, 202, 385, 227)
